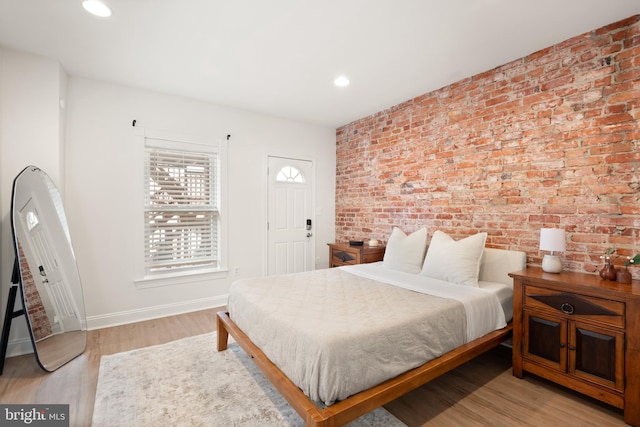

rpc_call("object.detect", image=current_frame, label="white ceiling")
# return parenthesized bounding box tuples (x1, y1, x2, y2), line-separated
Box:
(0, 1, 638, 128)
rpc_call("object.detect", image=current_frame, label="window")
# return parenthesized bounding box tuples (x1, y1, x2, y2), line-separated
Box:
(144, 136, 221, 276)
(276, 166, 305, 183)
(25, 211, 39, 231)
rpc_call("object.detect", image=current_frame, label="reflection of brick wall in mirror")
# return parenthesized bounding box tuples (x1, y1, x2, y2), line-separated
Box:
(18, 242, 52, 340)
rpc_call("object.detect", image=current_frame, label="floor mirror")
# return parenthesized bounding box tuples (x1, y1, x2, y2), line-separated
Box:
(4, 165, 87, 372)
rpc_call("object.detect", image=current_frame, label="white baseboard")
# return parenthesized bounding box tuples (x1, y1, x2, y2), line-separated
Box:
(4, 336, 35, 358)
(86, 295, 228, 330)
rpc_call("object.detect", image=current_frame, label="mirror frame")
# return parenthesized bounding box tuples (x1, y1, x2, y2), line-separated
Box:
(10, 165, 87, 371)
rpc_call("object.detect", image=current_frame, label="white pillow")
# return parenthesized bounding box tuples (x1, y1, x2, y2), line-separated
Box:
(382, 227, 428, 274)
(420, 230, 487, 286)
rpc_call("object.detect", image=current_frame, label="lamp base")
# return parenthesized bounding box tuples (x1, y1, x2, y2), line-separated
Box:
(542, 254, 562, 273)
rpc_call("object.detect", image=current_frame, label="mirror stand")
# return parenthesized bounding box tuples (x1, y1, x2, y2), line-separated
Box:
(0, 260, 31, 375)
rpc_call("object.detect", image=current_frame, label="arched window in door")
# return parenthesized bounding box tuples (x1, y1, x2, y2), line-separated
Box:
(25, 211, 40, 231)
(276, 166, 305, 183)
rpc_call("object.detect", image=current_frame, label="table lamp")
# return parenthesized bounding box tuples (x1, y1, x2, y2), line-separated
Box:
(539, 228, 566, 273)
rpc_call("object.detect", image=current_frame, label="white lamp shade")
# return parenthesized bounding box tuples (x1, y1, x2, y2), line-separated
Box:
(539, 228, 566, 253)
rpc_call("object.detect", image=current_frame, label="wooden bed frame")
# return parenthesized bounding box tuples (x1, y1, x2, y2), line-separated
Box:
(217, 310, 512, 427)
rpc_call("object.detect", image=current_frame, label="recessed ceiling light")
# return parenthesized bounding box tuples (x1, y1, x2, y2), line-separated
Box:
(334, 76, 350, 87)
(82, 0, 112, 17)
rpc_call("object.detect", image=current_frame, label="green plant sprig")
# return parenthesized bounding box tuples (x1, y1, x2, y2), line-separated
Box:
(624, 253, 640, 268)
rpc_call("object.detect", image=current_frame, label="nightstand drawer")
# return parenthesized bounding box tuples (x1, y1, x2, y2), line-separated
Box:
(332, 248, 359, 265)
(524, 285, 624, 329)
(328, 243, 385, 268)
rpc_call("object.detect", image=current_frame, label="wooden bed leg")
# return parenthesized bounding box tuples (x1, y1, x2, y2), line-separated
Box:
(216, 311, 229, 351)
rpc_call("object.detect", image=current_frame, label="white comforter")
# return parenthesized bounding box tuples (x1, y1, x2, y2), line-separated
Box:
(344, 263, 507, 341)
(227, 264, 507, 405)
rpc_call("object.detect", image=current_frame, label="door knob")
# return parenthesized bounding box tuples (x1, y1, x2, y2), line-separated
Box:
(306, 232, 312, 238)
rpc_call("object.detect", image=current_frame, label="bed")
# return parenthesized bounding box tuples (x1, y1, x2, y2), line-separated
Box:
(217, 232, 526, 426)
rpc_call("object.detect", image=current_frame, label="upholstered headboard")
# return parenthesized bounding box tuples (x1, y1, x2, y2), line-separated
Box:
(478, 248, 527, 287)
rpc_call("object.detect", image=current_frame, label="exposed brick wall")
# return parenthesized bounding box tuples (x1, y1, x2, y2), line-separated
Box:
(336, 15, 640, 278)
(18, 242, 52, 340)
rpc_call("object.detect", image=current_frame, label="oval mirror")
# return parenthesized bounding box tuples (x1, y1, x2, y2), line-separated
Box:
(10, 166, 86, 371)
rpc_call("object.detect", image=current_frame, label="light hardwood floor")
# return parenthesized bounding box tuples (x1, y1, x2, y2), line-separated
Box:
(0, 308, 627, 426)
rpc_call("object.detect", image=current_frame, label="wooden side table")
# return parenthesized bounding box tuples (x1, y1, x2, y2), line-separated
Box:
(509, 267, 640, 426)
(328, 242, 385, 267)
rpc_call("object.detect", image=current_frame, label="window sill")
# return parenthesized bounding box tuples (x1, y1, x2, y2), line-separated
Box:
(134, 268, 229, 289)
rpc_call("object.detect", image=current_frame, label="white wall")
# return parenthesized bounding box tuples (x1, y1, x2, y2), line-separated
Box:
(0, 48, 67, 354)
(65, 77, 336, 329)
(1, 48, 336, 356)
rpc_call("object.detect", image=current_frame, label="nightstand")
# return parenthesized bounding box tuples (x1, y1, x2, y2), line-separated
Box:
(327, 242, 385, 267)
(509, 268, 640, 426)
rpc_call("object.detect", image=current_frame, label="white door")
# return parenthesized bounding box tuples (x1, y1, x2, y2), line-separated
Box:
(18, 198, 81, 334)
(267, 156, 314, 275)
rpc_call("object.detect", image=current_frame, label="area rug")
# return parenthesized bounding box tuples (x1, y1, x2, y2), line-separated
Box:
(92, 333, 406, 426)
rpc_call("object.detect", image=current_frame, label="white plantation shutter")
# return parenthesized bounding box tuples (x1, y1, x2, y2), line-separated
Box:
(144, 142, 219, 273)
